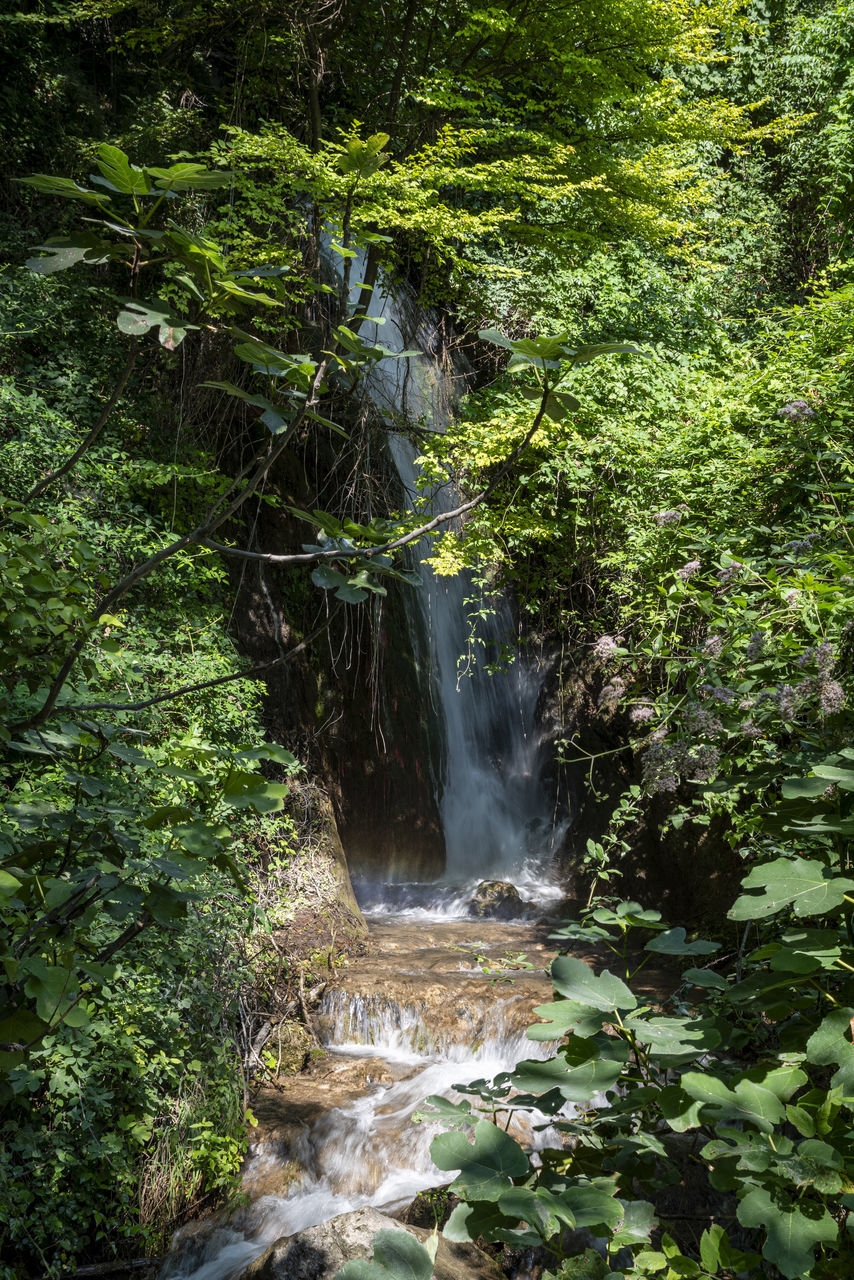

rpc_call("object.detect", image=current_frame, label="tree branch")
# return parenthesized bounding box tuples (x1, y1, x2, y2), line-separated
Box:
(55, 603, 341, 715)
(202, 394, 550, 566)
(24, 349, 138, 505)
(14, 355, 333, 732)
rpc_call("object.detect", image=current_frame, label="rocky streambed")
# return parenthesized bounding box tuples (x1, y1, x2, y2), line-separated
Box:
(159, 915, 563, 1280)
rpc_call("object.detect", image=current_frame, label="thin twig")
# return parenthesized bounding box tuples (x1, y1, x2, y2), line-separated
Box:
(55, 605, 340, 716)
(25, 350, 138, 504)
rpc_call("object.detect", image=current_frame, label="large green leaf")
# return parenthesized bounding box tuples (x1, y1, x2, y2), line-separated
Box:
(768, 928, 842, 973)
(334, 1229, 435, 1280)
(805, 1008, 854, 1092)
(430, 1120, 530, 1200)
(729, 856, 854, 920)
(508, 1036, 629, 1103)
(17, 174, 110, 207)
(644, 927, 720, 956)
(92, 144, 151, 194)
(550, 956, 637, 1012)
(679, 1069, 801, 1132)
(737, 1187, 838, 1279)
(527, 998, 610, 1041)
(623, 1013, 721, 1060)
(26, 233, 117, 274)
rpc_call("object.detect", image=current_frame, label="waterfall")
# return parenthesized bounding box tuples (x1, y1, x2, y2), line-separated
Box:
(347, 261, 565, 914)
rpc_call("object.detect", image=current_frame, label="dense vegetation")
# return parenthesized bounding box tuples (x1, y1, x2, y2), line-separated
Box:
(1, 0, 853, 1276)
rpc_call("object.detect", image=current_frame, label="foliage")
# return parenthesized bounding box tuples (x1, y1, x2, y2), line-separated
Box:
(423, 869, 854, 1277)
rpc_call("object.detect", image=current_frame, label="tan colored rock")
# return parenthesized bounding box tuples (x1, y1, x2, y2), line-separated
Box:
(238, 1207, 500, 1280)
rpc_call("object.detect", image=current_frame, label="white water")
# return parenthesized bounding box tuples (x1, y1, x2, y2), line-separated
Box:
(160, 986, 564, 1280)
(157, 266, 572, 1280)
(346, 262, 565, 915)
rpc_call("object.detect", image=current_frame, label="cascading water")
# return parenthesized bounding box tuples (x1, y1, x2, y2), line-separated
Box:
(159, 923, 566, 1280)
(347, 261, 566, 916)
(157, 263, 572, 1280)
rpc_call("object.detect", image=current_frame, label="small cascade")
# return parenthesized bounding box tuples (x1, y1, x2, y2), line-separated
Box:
(344, 262, 566, 915)
(159, 923, 564, 1280)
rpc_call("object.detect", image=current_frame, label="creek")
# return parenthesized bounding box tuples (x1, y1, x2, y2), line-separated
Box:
(160, 919, 564, 1280)
(159, 272, 569, 1280)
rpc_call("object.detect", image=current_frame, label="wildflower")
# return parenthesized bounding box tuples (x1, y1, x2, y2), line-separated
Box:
(815, 641, 835, 677)
(688, 744, 720, 781)
(784, 589, 800, 608)
(700, 683, 737, 705)
(777, 684, 801, 719)
(597, 676, 626, 711)
(740, 721, 762, 739)
(718, 561, 745, 584)
(777, 399, 815, 422)
(745, 632, 766, 661)
(593, 635, 620, 659)
(819, 680, 845, 715)
(685, 703, 724, 736)
(641, 736, 687, 793)
(703, 635, 724, 658)
(782, 531, 821, 555)
(629, 701, 655, 723)
(677, 559, 701, 581)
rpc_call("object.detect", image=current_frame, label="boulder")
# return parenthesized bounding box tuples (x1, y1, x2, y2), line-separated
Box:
(238, 1206, 500, 1280)
(469, 880, 525, 920)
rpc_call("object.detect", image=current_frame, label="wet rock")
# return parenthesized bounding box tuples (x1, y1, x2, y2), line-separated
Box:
(470, 880, 525, 920)
(239, 1206, 500, 1280)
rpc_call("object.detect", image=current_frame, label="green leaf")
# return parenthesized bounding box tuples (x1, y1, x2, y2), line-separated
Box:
(0, 869, 22, 898)
(116, 299, 193, 349)
(527, 998, 610, 1041)
(147, 162, 233, 191)
(805, 1008, 854, 1092)
(769, 928, 841, 973)
(221, 771, 289, 814)
(729, 856, 854, 920)
(334, 1229, 434, 1280)
(93, 144, 151, 194)
(623, 1013, 721, 1060)
(17, 173, 110, 207)
(609, 1199, 655, 1247)
(550, 956, 637, 1012)
(737, 1187, 837, 1279)
(430, 1120, 530, 1200)
(509, 1036, 629, 1103)
(679, 1070, 796, 1132)
(682, 967, 729, 989)
(25, 233, 116, 274)
(645, 928, 720, 956)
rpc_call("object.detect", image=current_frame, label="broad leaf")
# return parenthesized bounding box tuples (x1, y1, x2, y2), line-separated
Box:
(805, 1008, 854, 1091)
(729, 856, 854, 920)
(430, 1119, 530, 1200)
(737, 1187, 837, 1279)
(334, 1229, 435, 1280)
(645, 927, 720, 956)
(550, 955, 637, 1012)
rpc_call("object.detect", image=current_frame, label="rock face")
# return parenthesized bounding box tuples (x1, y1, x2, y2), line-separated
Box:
(238, 1207, 500, 1280)
(470, 880, 525, 920)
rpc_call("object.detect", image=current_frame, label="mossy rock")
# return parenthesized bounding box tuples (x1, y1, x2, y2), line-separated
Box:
(470, 880, 525, 920)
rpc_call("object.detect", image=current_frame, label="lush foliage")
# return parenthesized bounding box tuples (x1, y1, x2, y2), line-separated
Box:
(3, 0, 854, 1273)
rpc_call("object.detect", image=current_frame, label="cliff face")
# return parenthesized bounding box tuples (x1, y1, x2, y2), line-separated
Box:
(227, 444, 446, 887)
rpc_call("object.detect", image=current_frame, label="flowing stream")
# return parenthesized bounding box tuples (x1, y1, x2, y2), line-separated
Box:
(159, 269, 568, 1280)
(160, 922, 563, 1280)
